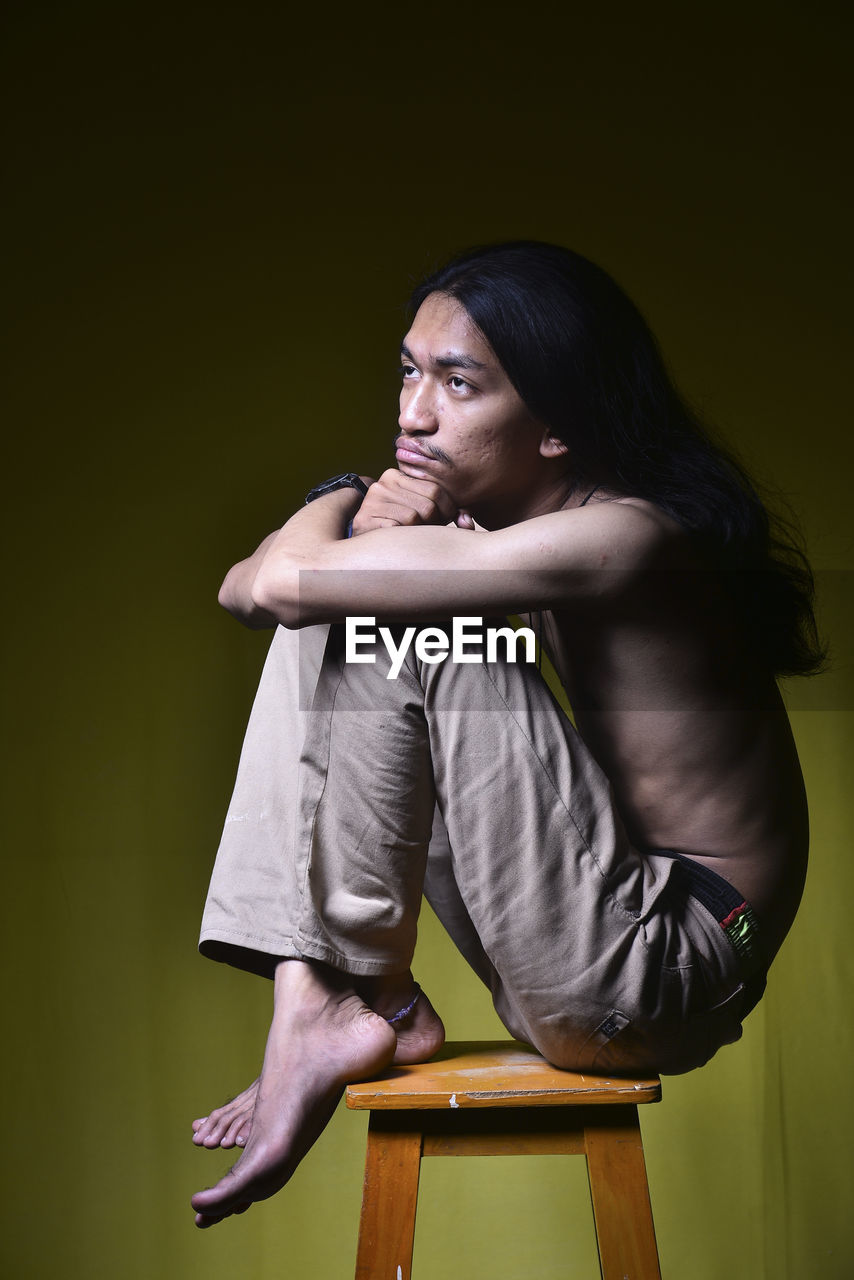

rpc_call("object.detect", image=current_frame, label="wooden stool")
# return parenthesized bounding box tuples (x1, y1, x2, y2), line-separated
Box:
(347, 1040, 662, 1280)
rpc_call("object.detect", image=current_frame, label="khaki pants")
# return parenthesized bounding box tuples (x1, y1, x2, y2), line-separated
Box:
(200, 624, 749, 1073)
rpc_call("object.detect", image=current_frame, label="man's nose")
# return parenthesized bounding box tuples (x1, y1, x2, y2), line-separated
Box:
(398, 382, 438, 432)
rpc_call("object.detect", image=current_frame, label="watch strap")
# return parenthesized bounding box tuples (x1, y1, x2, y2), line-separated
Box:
(305, 473, 369, 504)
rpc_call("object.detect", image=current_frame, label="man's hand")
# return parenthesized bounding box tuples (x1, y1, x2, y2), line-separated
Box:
(351, 469, 474, 536)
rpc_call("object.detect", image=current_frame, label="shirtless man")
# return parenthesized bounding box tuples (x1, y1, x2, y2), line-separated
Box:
(190, 241, 820, 1228)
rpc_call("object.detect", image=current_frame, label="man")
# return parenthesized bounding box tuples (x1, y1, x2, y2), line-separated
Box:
(190, 241, 821, 1228)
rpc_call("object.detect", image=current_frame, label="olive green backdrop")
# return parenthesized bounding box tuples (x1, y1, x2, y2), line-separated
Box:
(3, 2, 852, 1277)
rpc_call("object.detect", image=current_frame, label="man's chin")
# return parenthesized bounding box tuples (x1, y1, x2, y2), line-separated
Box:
(396, 460, 427, 477)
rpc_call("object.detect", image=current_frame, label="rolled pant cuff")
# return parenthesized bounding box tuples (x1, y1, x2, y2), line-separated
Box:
(199, 926, 411, 980)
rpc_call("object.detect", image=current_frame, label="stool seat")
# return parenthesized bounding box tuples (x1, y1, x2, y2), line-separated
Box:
(347, 1041, 662, 1279)
(347, 1039, 661, 1110)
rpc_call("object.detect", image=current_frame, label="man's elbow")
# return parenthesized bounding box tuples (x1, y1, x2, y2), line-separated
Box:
(216, 566, 282, 630)
(250, 566, 301, 629)
(217, 572, 239, 614)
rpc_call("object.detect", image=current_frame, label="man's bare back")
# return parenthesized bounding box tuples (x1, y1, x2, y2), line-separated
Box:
(540, 504, 808, 963)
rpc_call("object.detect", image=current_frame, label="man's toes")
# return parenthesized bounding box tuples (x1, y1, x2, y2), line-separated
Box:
(192, 1152, 263, 1219)
(195, 1211, 226, 1229)
(221, 1114, 251, 1148)
(192, 1117, 212, 1143)
(193, 1113, 228, 1144)
(194, 1198, 252, 1228)
(202, 1112, 237, 1146)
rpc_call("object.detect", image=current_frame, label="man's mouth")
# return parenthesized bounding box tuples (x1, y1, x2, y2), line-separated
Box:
(396, 444, 432, 466)
(394, 437, 450, 467)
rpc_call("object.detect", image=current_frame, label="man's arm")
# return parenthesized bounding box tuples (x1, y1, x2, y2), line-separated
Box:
(218, 471, 463, 628)
(246, 484, 677, 628)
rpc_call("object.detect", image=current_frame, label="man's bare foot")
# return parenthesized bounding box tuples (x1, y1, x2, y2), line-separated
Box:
(191, 972, 445, 1154)
(191, 959, 397, 1227)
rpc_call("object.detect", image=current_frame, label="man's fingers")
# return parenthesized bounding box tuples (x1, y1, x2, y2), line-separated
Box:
(385, 469, 459, 523)
(356, 469, 458, 528)
(350, 511, 410, 535)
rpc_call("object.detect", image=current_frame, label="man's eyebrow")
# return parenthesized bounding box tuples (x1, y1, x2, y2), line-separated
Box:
(400, 342, 488, 372)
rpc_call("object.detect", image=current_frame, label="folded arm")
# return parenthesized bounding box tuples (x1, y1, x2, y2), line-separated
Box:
(234, 486, 676, 629)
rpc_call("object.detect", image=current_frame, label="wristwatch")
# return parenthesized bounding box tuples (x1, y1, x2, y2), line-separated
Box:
(304, 473, 370, 504)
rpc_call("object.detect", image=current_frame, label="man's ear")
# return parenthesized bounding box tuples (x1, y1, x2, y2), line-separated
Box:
(539, 429, 568, 459)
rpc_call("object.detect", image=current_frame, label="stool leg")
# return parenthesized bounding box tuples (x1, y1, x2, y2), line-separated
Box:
(583, 1104, 661, 1280)
(355, 1115, 423, 1280)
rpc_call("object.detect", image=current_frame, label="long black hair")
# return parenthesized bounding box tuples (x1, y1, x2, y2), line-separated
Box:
(410, 240, 824, 678)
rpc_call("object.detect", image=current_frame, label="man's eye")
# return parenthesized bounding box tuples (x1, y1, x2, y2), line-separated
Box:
(448, 375, 471, 391)
(399, 363, 418, 379)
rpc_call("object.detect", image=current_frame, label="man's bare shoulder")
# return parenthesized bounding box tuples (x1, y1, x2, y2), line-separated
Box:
(496, 493, 688, 578)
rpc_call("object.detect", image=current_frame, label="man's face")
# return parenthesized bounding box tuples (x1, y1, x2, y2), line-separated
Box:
(396, 292, 558, 522)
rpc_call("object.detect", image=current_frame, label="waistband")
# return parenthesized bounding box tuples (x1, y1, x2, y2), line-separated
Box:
(664, 850, 768, 1013)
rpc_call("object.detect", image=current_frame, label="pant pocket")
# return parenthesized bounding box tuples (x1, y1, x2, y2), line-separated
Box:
(659, 982, 747, 1075)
